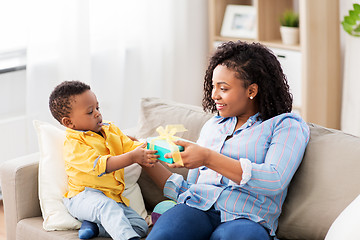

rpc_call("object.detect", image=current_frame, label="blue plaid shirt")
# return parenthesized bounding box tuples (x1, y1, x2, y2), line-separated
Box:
(164, 113, 310, 237)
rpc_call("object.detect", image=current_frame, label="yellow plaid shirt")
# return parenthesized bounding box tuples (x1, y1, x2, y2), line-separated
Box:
(63, 122, 142, 206)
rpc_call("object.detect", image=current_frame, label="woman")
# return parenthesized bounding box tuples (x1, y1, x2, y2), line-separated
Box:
(144, 41, 310, 240)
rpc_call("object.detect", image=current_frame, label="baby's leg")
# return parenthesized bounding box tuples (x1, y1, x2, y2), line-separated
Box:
(119, 203, 148, 238)
(63, 187, 141, 240)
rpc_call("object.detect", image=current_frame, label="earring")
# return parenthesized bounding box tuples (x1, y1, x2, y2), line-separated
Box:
(250, 96, 254, 100)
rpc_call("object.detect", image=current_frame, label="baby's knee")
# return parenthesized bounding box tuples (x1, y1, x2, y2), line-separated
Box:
(132, 218, 148, 238)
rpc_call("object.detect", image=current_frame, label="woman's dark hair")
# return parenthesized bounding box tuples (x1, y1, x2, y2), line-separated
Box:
(202, 41, 292, 121)
(49, 80, 91, 123)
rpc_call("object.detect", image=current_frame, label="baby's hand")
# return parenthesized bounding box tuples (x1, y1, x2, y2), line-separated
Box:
(132, 142, 159, 167)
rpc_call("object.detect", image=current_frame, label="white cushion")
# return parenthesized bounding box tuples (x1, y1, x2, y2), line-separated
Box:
(33, 120, 81, 231)
(33, 120, 147, 231)
(123, 164, 147, 219)
(325, 194, 360, 240)
(123, 182, 147, 219)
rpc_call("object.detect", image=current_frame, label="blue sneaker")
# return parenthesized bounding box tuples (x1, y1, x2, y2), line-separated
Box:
(78, 220, 99, 239)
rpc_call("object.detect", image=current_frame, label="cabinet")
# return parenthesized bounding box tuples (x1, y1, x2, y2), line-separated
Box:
(208, 0, 341, 129)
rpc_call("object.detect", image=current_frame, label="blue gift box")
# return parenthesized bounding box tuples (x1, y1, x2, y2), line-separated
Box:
(146, 137, 184, 164)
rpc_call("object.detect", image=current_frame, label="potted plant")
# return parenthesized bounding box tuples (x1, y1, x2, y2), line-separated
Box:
(279, 10, 299, 45)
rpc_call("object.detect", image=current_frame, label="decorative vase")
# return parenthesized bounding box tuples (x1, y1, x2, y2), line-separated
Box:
(280, 26, 299, 45)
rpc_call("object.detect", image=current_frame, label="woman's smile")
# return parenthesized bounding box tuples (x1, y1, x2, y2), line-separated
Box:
(215, 102, 226, 111)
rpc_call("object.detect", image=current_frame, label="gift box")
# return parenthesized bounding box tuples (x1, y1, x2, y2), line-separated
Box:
(146, 137, 184, 164)
(146, 125, 187, 164)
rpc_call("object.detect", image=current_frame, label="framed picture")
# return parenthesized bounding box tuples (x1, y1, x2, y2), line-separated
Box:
(220, 5, 257, 39)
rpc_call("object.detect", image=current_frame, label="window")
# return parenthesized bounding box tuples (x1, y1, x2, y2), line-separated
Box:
(0, 0, 28, 72)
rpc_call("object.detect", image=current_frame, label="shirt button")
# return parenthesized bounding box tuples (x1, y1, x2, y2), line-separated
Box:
(106, 142, 109, 145)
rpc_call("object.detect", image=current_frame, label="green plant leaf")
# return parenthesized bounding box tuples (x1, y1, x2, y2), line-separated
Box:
(279, 10, 299, 27)
(341, 4, 360, 37)
(345, 15, 356, 25)
(354, 3, 360, 13)
(342, 21, 353, 34)
(354, 24, 360, 32)
(349, 10, 360, 20)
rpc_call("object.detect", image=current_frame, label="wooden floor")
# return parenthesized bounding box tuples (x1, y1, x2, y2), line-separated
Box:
(0, 201, 6, 240)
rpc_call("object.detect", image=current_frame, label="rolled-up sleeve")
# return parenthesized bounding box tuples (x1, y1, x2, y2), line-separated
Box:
(164, 173, 191, 201)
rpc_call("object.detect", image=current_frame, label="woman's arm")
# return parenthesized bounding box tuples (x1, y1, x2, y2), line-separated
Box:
(166, 140, 244, 184)
(142, 162, 172, 189)
(167, 116, 309, 191)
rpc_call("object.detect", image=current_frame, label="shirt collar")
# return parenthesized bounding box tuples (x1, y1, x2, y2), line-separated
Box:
(216, 112, 260, 125)
(65, 122, 110, 136)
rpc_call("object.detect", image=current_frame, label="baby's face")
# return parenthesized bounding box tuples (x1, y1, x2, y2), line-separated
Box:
(67, 90, 103, 133)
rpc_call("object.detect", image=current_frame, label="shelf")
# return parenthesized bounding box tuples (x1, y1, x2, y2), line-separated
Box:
(208, 0, 341, 129)
(212, 36, 301, 51)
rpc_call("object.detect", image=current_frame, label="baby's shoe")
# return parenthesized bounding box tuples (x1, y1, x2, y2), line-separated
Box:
(78, 220, 99, 239)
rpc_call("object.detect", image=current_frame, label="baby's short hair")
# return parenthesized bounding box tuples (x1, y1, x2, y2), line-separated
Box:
(49, 80, 90, 124)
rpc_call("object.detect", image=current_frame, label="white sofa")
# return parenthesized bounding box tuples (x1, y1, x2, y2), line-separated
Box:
(1, 97, 360, 240)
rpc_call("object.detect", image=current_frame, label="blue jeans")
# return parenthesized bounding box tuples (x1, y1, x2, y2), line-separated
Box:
(147, 203, 272, 240)
(63, 187, 148, 240)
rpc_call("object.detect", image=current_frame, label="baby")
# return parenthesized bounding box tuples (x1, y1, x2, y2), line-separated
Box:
(49, 80, 158, 240)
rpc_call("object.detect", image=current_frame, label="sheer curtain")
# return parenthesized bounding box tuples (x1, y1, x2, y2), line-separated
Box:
(26, 0, 208, 152)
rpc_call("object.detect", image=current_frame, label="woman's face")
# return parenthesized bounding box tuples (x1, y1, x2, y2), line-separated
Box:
(211, 64, 258, 120)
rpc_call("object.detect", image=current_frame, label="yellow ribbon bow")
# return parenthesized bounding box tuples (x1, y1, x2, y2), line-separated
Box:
(149, 125, 187, 165)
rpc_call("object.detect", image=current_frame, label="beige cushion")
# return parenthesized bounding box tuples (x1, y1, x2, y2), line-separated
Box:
(136, 97, 214, 210)
(16, 217, 109, 240)
(136, 97, 214, 141)
(277, 123, 360, 240)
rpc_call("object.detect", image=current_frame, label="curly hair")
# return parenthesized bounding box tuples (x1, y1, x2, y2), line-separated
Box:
(49, 80, 91, 124)
(202, 41, 293, 121)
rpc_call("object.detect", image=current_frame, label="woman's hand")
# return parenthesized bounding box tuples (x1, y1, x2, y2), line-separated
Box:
(165, 140, 210, 169)
(132, 142, 159, 167)
(164, 140, 243, 184)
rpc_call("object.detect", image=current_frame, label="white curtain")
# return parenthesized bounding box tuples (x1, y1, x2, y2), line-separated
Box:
(26, 0, 208, 152)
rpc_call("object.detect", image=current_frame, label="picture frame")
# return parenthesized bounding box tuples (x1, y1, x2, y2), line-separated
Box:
(220, 5, 257, 39)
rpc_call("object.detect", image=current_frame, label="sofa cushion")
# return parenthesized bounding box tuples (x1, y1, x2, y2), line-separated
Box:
(136, 98, 214, 210)
(136, 97, 214, 141)
(33, 120, 82, 231)
(277, 123, 360, 239)
(16, 217, 109, 240)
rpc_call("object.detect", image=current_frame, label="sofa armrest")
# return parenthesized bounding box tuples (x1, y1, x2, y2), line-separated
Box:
(0, 152, 41, 240)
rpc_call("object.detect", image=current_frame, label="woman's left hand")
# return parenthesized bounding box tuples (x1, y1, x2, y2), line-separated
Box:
(165, 140, 210, 169)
